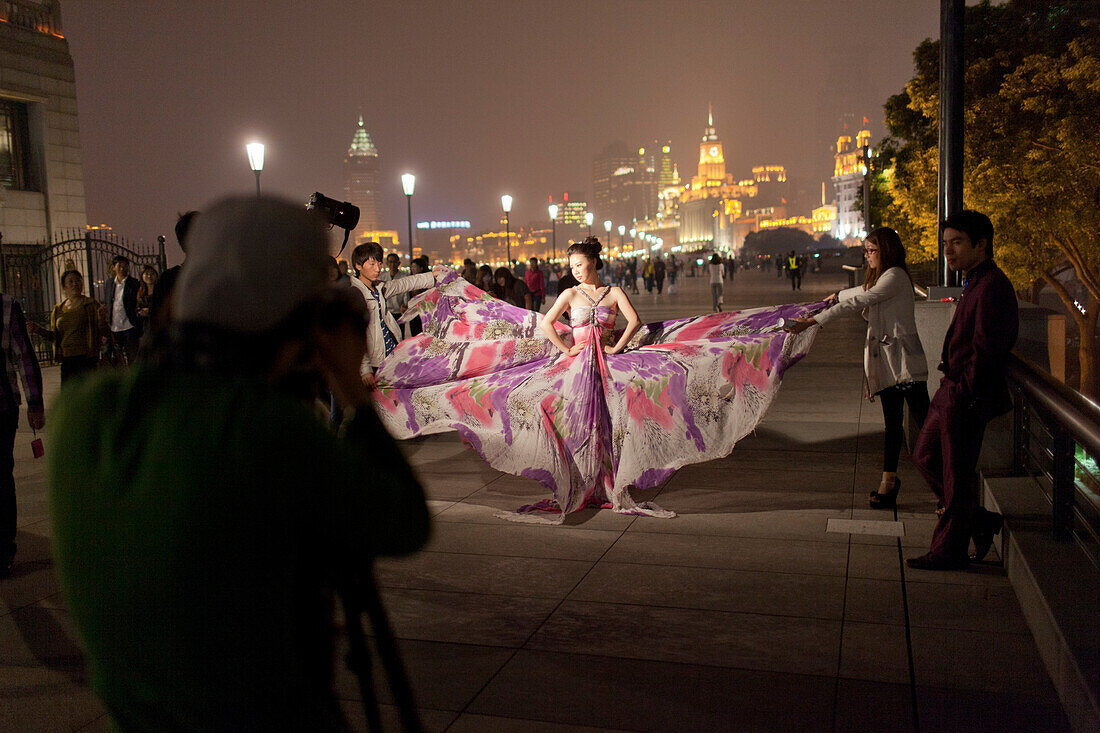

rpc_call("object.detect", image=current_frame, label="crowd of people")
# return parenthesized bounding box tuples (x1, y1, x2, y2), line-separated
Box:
(0, 195, 1020, 726)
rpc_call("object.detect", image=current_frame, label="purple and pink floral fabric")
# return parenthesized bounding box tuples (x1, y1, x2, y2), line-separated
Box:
(373, 271, 825, 523)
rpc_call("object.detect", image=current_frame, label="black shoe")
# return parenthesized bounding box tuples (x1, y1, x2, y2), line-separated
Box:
(906, 552, 969, 571)
(971, 511, 1004, 561)
(869, 477, 900, 509)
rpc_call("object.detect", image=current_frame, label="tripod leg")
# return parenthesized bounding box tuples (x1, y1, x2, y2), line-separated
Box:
(341, 593, 383, 732)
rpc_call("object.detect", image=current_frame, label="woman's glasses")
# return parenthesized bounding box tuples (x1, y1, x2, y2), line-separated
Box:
(863, 246, 879, 255)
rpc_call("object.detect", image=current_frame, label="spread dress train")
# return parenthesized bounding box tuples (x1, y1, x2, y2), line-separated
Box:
(373, 271, 824, 524)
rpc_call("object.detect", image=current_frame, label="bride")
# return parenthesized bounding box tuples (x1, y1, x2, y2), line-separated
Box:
(372, 237, 823, 524)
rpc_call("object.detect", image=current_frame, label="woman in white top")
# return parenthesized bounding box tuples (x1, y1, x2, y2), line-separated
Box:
(708, 253, 725, 312)
(789, 227, 929, 509)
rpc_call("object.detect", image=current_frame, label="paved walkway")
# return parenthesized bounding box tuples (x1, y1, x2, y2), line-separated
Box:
(0, 267, 1071, 731)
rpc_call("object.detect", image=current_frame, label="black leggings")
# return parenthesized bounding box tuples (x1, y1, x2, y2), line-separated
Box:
(878, 382, 930, 472)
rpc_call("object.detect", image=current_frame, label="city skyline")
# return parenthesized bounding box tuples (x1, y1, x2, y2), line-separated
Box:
(60, 0, 947, 262)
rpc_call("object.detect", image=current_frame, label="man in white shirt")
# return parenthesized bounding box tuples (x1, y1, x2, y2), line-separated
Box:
(349, 243, 441, 385)
(104, 256, 142, 364)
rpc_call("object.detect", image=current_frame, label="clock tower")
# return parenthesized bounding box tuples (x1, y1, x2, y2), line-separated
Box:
(697, 104, 726, 182)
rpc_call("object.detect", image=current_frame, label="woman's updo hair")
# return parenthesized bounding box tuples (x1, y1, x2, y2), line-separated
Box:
(567, 236, 603, 271)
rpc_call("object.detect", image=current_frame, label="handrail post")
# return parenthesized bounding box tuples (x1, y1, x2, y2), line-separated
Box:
(1051, 427, 1074, 540)
(1013, 386, 1029, 476)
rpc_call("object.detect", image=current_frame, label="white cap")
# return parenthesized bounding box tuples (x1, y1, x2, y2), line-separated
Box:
(172, 196, 330, 333)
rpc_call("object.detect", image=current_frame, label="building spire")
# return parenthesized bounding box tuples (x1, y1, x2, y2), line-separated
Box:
(348, 113, 378, 158)
(708, 103, 713, 128)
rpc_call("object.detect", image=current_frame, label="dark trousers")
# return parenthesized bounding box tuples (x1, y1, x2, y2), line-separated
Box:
(60, 354, 98, 383)
(912, 383, 988, 559)
(0, 408, 18, 560)
(531, 295, 544, 313)
(113, 327, 141, 364)
(878, 382, 930, 472)
(790, 269, 802, 290)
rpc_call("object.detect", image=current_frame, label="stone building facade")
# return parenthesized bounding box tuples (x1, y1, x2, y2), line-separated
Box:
(0, 0, 86, 243)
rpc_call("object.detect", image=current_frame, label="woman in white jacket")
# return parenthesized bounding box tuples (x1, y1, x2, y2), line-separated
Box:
(789, 227, 929, 509)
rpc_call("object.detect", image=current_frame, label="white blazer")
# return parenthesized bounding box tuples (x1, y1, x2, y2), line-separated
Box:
(813, 266, 927, 396)
(350, 271, 435, 373)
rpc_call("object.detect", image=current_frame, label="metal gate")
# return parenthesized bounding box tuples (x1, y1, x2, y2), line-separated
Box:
(0, 229, 166, 364)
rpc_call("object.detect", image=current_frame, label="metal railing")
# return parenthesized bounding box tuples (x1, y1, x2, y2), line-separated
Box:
(1008, 352, 1100, 567)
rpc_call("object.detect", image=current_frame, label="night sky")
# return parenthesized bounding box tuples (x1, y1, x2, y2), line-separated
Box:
(62, 0, 946, 263)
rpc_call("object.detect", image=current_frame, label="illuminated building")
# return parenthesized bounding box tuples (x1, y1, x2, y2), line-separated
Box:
(415, 221, 471, 263)
(812, 203, 838, 235)
(451, 225, 553, 266)
(752, 164, 792, 209)
(355, 230, 401, 252)
(344, 115, 382, 241)
(549, 191, 588, 247)
(679, 106, 756, 251)
(831, 127, 871, 240)
(0, 0, 87, 243)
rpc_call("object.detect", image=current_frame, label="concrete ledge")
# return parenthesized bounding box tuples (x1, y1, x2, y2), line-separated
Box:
(983, 475, 1100, 732)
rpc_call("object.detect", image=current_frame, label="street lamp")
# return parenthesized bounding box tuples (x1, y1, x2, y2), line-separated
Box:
(603, 219, 612, 247)
(548, 204, 559, 262)
(246, 142, 264, 197)
(617, 224, 625, 250)
(584, 211, 593, 236)
(501, 194, 513, 264)
(401, 173, 416, 274)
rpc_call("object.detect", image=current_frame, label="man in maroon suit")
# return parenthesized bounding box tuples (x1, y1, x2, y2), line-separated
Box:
(908, 210, 1018, 570)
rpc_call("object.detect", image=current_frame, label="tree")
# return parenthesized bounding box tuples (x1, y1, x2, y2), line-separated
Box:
(876, 1, 1100, 395)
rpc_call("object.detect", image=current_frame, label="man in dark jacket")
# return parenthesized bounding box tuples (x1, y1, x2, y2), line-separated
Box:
(103, 255, 142, 363)
(908, 210, 1018, 570)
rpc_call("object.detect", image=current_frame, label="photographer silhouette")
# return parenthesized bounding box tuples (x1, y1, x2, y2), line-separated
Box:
(49, 197, 429, 731)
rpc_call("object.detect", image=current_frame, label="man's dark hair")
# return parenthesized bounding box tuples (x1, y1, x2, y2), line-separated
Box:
(944, 210, 994, 258)
(175, 211, 199, 253)
(351, 242, 384, 273)
(385, 252, 400, 264)
(111, 255, 130, 267)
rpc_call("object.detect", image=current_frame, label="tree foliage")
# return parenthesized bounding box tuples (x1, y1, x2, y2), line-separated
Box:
(877, 0, 1100, 393)
(742, 227, 816, 258)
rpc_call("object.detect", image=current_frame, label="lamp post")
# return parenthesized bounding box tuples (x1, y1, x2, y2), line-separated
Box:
(617, 224, 625, 252)
(629, 228, 636, 253)
(603, 219, 612, 247)
(401, 173, 416, 274)
(548, 204, 559, 263)
(246, 142, 264, 197)
(861, 143, 872, 239)
(584, 211, 593, 237)
(501, 194, 513, 265)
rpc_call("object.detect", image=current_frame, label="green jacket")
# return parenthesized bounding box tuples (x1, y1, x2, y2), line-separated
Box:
(49, 365, 429, 731)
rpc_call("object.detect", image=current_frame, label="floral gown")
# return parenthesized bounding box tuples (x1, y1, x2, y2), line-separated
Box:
(373, 271, 824, 524)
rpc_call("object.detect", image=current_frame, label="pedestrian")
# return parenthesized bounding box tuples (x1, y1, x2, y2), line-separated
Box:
(461, 258, 478, 286)
(524, 257, 546, 312)
(788, 227, 929, 508)
(708, 253, 724, 312)
(48, 196, 430, 728)
(494, 267, 533, 309)
(146, 210, 197, 336)
(0, 290, 44, 578)
(103, 255, 143, 364)
(349, 242, 444, 383)
(668, 255, 679, 294)
(135, 265, 159, 333)
(907, 210, 1018, 570)
(654, 256, 666, 294)
(628, 257, 639, 294)
(29, 269, 102, 383)
(643, 259, 654, 293)
(786, 250, 802, 291)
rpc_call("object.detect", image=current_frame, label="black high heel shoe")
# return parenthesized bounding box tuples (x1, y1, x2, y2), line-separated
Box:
(869, 477, 900, 509)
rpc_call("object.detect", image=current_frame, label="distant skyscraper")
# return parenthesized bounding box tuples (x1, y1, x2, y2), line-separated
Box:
(343, 115, 381, 239)
(592, 140, 637, 226)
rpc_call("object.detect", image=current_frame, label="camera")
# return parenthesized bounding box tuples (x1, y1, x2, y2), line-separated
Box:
(307, 192, 360, 231)
(307, 192, 360, 255)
